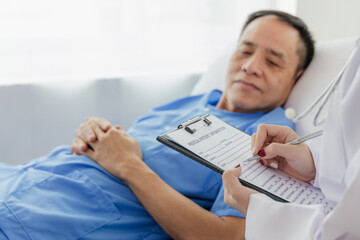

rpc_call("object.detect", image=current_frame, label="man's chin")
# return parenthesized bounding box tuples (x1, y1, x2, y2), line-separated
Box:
(231, 102, 261, 113)
(232, 101, 277, 113)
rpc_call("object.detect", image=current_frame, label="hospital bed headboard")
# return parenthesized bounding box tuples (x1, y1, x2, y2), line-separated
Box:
(191, 38, 356, 135)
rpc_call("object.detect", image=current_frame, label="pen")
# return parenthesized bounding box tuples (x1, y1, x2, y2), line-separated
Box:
(244, 129, 323, 162)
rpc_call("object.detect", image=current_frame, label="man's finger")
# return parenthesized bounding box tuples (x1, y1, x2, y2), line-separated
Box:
(89, 120, 105, 140)
(98, 118, 111, 132)
(71, 137, 88, 154)
(76, 123, 97, 142)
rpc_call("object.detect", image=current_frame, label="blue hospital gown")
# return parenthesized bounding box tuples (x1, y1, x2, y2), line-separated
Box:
(0, 90, 292, 240)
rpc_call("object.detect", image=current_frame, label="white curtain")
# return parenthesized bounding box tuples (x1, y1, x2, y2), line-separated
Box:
(0, 0, 296, 84)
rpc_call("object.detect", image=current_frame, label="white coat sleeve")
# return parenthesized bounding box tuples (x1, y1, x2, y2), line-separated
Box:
(321, 149, 360, 239)
(245, 193, 325, 240)
(246, 158, 360, 240)
(244, 139, 343, 240)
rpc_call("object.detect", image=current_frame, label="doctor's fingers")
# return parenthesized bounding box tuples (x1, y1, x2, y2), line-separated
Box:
(223, 167, 258, 215)
(252, 125, 297, 155)
(259, 143, 305, 166)
(251, 134, 271, 153)
(223, 167, 244, 200)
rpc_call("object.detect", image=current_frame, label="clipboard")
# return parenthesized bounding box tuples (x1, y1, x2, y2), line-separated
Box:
(157, 114, 335, 214)
(156, 114, 287, 203)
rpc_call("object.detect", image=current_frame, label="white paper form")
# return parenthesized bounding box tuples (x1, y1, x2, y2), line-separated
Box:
(167, 115, 335, 214)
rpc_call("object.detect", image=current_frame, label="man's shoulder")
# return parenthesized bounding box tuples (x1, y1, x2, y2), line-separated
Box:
(152, 91, 215, 112)
(244, 107, 294, 135)
(259, 107, 293, 127)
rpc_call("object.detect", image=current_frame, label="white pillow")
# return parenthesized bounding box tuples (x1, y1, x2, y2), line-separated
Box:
(191, 38, 356, 135)
(285, 38, 356, 135)
(191, 40, 235, 95)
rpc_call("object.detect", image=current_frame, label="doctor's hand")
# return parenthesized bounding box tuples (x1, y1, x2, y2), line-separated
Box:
(251, 124, 316, 182)
(222, 166, 258, 215)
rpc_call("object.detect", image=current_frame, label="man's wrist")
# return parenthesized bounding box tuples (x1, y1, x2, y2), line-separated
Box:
(119, 157, 154, 183)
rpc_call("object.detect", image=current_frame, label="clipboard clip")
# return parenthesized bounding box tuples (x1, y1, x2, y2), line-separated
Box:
(178, 115, 212, 134)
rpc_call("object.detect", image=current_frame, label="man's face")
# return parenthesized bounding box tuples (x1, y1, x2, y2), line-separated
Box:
(219, 15, 303, 113)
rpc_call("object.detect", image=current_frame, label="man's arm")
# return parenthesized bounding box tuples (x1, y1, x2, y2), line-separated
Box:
(122, 158, 245, 240)
(72, 118, 245, 240)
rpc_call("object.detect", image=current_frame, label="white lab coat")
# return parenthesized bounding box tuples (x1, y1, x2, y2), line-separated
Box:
(245, 39, 360, 240)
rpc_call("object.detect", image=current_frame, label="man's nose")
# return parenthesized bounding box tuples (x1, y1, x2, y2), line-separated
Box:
(241, 54, 263, 77)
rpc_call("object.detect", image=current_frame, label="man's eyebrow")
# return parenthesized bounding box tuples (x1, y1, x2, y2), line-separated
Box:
(241, 40, 256, 47)
(241, 40, 285, 62)
(267, 49, 284, 60)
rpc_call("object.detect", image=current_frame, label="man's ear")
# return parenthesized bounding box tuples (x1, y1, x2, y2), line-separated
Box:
(294, 69, 304, 82)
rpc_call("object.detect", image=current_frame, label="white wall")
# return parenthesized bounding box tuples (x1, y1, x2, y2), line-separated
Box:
(0, 0, 295, 85)
(0, 75, 200, 165)
(297, 0, 360, 41)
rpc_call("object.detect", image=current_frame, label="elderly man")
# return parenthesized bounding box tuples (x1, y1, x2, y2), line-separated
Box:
(0, 10, 314, 240)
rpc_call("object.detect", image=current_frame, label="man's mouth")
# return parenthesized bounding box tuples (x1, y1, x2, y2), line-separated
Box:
(234, 80, 261, 91)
